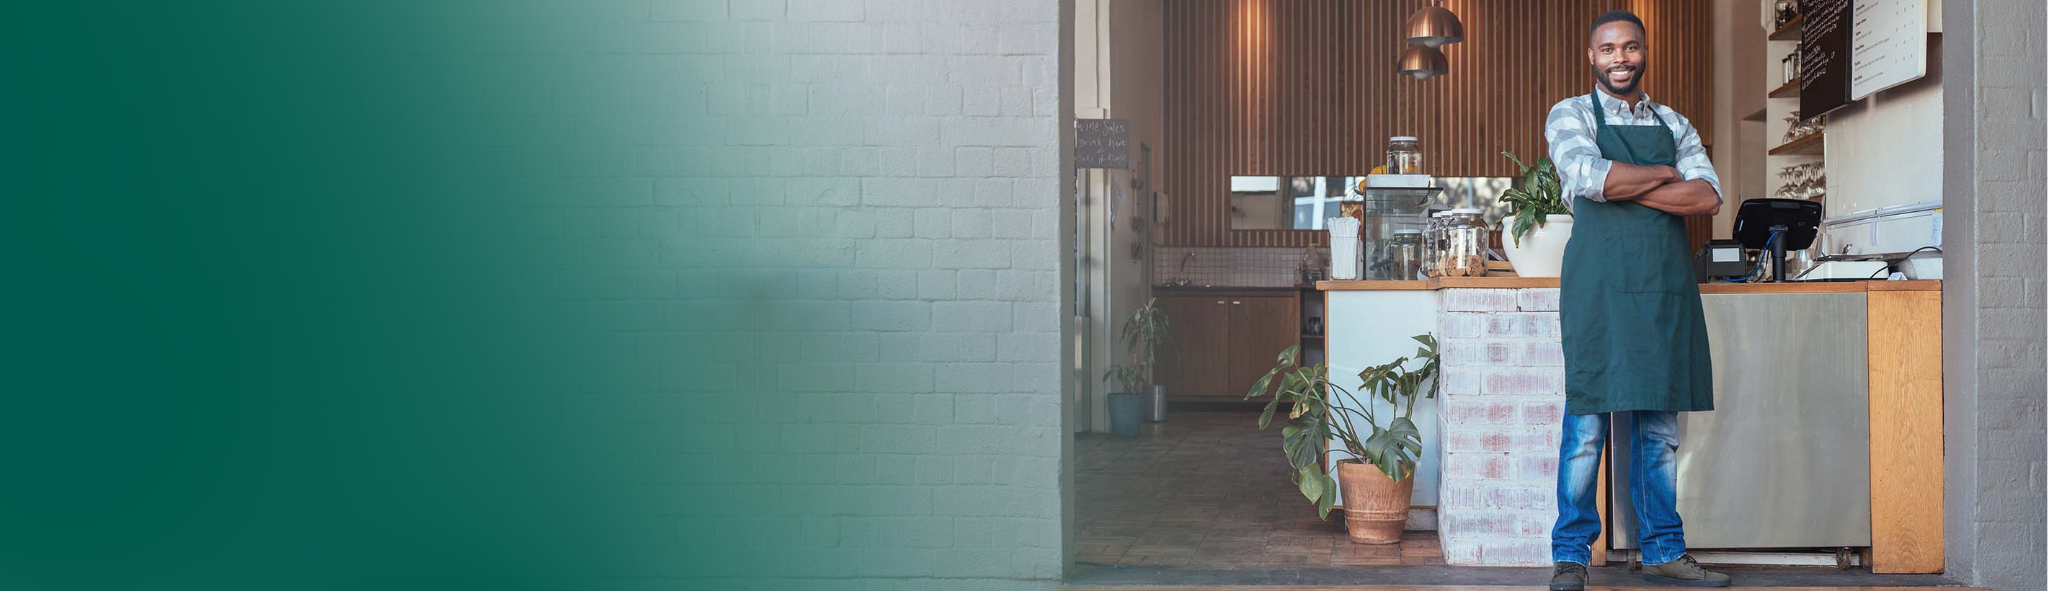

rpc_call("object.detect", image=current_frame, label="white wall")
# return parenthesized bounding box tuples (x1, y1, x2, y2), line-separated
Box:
(1327, 291, 1443, 508)
(1107, 0, 1165, 391)
(1712, 0, 1769, 239)
(1075, 0, 1165, 431)
(1823, 55, 1945, 219)
(1940, 0, 2048, 587)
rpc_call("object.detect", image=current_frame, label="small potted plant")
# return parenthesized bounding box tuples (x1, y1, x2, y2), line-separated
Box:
(1102, 298, 1171, 436)
(1101, 361, 1145, 437)
(1245, 334, 1440, 543)
(1121, 298, 1172, 422)
(1498, 151, 1573, 277)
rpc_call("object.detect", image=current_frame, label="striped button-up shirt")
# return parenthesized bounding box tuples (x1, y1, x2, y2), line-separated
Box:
(1544, 89, 1720, 212)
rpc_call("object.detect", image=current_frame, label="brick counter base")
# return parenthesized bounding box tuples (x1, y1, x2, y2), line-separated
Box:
(1435, 288, 1566, 567)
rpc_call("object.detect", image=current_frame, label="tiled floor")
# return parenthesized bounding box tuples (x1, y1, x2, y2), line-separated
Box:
(1070, 409, 1968, 590)
(1063, 586, 1975, 590)
(1074, 409, 1444, 568)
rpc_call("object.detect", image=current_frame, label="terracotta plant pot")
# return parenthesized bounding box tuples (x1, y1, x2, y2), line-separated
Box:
(1336, 461, 1414, 544)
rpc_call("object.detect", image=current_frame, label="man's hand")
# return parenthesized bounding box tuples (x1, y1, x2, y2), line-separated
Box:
(1631, 179, 1721, 217)
(1600, 163, 1683, 202)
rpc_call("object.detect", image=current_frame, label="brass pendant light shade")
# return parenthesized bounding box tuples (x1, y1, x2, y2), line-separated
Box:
(1404, 5, 1464, 48)
(1397, 44, 1448, 80)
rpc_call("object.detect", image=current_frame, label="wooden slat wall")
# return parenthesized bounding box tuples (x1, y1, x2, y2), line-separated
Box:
(1163, 0, 1716, 248)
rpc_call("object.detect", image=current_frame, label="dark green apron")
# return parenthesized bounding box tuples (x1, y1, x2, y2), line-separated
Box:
(1559, 92, 1713, 415)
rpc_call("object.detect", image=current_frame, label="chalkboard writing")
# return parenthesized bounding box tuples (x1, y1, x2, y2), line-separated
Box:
(1799, 0, 1852, 117)
(1075, 119, 1130, 169)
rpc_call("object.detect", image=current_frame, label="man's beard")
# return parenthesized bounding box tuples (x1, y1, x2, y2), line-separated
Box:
(1596, 63, 1645, 96)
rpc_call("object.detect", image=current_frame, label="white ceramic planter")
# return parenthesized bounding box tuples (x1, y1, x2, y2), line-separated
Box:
(1501, 216, 1573, 278)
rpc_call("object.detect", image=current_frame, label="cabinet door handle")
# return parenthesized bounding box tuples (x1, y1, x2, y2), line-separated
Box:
(1216, 300, 1227, 304)
(1232, 301, 1242, 305)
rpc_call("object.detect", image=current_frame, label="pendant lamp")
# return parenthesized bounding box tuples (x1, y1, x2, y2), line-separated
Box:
(1397, 44, 1448, 80)
(1404, 3, 1464, 48)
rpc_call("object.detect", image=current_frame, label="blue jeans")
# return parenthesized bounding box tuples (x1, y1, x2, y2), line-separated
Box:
(1551, 411, 1687, 566)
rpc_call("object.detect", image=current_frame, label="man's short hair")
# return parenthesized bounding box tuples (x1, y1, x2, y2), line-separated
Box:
(1589, 9, 1645, 45)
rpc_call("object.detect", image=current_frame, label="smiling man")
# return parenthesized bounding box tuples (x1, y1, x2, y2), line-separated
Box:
(1541, 9, 1727, 591)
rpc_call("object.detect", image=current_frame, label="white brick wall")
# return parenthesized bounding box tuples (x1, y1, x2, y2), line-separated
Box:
(541, 0, 1066, 587)
(1435, 288, 1565, 567)
(1943, 0, 2048, 587)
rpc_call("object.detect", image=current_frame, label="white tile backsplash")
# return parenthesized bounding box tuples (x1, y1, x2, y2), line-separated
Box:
(1155, 246, 1330, 288)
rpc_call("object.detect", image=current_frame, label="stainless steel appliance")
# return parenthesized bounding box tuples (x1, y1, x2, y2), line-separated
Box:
(1612, 292, 1872, 550)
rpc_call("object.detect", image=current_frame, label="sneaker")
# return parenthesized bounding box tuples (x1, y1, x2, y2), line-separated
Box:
(1641, 554, 1731, 587)
(1548, 561, 1587, 591)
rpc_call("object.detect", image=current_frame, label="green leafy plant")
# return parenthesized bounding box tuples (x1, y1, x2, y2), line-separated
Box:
(1121, 297, 1170, 385)
(1102, 298, 1171, 394)
(1244, 334, 1441, 519)
(1102, 364, 1146, 395)
(1499, 151, 1571, 247)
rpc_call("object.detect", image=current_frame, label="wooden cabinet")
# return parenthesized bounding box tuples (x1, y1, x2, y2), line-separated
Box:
(1156, 295, 1230, 398)
(1155, 292, 1301, 398)
(1227, 296, 1300, 396)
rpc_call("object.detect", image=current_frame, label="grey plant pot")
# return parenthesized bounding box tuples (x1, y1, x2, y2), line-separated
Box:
(1142, 385, 1167, 422)
(1106, 392, 1142, 437)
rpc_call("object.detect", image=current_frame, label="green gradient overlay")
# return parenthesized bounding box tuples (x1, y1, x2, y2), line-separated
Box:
(9, 1, 1065, 590)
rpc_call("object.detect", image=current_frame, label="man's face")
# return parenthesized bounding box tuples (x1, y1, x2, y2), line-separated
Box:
(1587, 21, 1647, 97)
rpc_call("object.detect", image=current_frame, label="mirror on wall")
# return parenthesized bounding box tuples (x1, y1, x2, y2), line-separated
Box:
(1228, 176, 1362, 230)
(1435, 177, 1516, 225)
(1228, 176, 1519, 231)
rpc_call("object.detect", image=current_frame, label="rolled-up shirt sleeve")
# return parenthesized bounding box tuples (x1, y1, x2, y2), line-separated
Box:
(1669, 112, 1723, 204)
(1545, 101, 1611, 211)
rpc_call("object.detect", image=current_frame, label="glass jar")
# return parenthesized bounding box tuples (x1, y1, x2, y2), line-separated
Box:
(1436, 209, 1488, 278)
(1389, 229, 1424, 280)
(1422, 211, 1445, 278)
(1386, 136, 1422, 174)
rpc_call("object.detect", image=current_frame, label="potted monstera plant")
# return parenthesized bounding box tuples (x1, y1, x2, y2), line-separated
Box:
(1245, 334, 1440, 544)
(1498, 151, 1573, 277)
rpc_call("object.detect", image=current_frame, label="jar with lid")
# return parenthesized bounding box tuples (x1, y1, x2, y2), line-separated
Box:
(1386, 136, 1422, 174)
(1389, 229, 1425, 280)
(1435, 209, 1488, 278)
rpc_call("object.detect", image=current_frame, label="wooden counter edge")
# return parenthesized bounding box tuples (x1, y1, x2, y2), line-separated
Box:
(1867, 289, 1945, 573)
(1866, 279, 1943, 291)
(1698, 282, 1865, 294)
(1316, 280, 1435, 291)
(1434, 277, 1559, 289)
(1700, 280, 1942, 294)
(1315, 278, 1561, 290)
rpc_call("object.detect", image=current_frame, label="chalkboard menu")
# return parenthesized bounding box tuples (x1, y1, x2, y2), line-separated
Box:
(1799, 0, 1852, 117)
(1075, 119, 1130, 169)
(1849, 0, 1929, 100)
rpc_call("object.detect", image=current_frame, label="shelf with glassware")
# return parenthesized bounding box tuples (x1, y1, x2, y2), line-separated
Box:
(1769, 13, 1803, 41)
(1764, 0, 1825, 204)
